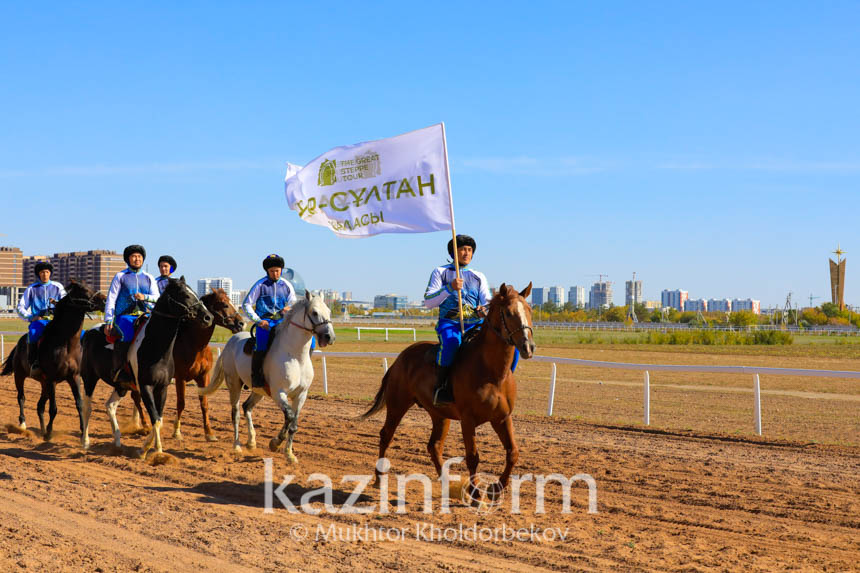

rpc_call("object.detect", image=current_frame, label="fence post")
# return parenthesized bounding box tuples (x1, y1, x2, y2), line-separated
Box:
(322, 355, 328, 395)
(753, 373, 762, 436)
(357, 328, 361, 341)
(412, 328, 416, 342)
(1, 334, 3, 359)
(383, 357, 388, 373)
(385, 328, 389, 341)
(643, 370, 650, 426)
(547, 363, 557, 416)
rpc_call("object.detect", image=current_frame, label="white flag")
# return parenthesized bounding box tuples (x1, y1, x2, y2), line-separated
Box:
(284, 124, 453, 238)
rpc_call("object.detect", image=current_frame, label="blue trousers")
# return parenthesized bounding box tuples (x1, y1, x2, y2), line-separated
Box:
(115, 314, 140, 342)
(28, 319, 49, 343)
(255, 318, 317, 353)
(436, 319, 519, 372)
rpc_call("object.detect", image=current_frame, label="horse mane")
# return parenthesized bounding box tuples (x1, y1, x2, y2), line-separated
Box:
(270, 296, 311, 338)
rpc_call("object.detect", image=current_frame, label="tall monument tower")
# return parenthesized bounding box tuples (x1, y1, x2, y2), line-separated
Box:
(829, 244, 846, 311)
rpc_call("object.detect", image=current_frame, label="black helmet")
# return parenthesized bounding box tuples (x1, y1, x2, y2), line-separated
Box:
(157, 255, 177, 273)
(34, 261, 54, 278)
(263, 254, 285, 271)
(123, 244, 146, 265)
(447, 234, 476, 259)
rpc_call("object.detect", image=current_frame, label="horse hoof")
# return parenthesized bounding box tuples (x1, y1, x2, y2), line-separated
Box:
(19, 422, 26, 431)
(43, 433, 52, 442)
(82, 440, 90, 451)
(137, 449, 146, 460)
(172, 430, 182, 440)
(246, 441, 256, 450)
(205, 433, 218, 443)
(233, 444, 242, 453)
(268, 439, 280, 452)
(287, 454, 298, 465)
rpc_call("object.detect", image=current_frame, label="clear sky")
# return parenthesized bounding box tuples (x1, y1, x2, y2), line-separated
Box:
(2, 2, 858, 308)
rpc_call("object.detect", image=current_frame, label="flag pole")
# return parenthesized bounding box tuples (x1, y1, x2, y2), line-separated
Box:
(440, 122, 465, 334)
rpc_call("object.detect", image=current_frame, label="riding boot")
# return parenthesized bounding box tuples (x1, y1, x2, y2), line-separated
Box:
(432, 365, 454, 406)
(251, 350, 269, 396)
(27, 341, 43, 378)
(111, 341, 134, 385)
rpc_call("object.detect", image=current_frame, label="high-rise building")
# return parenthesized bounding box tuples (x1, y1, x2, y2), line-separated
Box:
(374, 293, 408, 310)
(231, 289, 249, 308)
(548, 286, 565, 306)
(684, 299, 707, 312)
(588, 281, 612, 309)
(0, 246, 24, 308)
(643, 300, 661, 310)
(531, 287, 546, 306)
(625, 280, 643, 307)
(568, 286, 585, 308)
(24, 250, 125, 292)
(342, 291, 353, 301)
(708, 299, 732, 312)
(732, 298, 761, 315)
(198, 277, 232, 298)
(661, 289, 689, 312)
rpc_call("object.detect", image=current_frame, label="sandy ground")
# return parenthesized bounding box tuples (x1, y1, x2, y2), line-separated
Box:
(1, 367, 858, 572)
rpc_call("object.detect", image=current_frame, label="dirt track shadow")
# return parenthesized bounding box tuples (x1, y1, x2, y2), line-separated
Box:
(144, 480, 375, 510)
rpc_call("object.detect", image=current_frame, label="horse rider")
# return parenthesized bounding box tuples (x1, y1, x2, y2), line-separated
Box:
(155, 255, 177, 294)
(104, 244, 159, 383)
(17, 261, 66, 378)
(242, 254, 297, 394)
(424, 234, 519, 406)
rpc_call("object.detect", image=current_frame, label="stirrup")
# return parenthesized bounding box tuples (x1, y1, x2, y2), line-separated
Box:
(433, 385, 454, 406)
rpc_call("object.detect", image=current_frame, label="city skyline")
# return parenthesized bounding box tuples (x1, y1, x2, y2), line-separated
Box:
(2, 4, 858, 309)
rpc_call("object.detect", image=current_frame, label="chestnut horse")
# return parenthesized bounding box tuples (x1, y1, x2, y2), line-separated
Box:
(145, 287, 244, 441)
(362, 282, 535, 503)
(1, 280, 105, 445)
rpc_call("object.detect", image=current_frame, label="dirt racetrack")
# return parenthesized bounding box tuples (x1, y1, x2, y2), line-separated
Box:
(0, 372, 858, 572)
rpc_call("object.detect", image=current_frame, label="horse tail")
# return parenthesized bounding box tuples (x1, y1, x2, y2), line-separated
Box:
(198, 347, 225, 397)
(360, 369, 390, 419)
(1, 347, 15, 376)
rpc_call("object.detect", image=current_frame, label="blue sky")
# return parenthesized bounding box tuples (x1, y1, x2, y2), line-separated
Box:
(1, 2, 858, 307)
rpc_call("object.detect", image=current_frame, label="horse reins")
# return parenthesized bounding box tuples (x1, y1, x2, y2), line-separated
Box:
(289, 304, 332, 337)
(490, 304, 533, 347)
(151, 291, 207, 320)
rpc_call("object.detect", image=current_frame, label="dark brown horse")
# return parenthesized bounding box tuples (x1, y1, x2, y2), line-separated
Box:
(362, 282, 535, 504)
(1, 280, 105, 445)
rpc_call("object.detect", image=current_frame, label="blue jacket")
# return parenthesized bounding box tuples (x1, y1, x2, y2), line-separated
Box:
(424, 264, 490, 324)
(105, 268, 159, 323)
(243, 276, 297, 323)
(17, 280, 67, 322)
(155, 275, 170, 294)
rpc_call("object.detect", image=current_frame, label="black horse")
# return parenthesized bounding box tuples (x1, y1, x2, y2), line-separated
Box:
(129, 277, 212, 458)
(1, 280, 105, 445)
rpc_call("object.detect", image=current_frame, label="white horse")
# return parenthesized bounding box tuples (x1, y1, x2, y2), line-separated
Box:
(199, 292, 335, 463)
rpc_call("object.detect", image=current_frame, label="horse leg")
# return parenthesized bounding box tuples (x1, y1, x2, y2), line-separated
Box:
(36, 384, 49, 436)
(284, 392, 307, 464)
(374, 400, 412, 485)
(138, 385, 159, 459)
(15, 372, 27, 430)
(269, 392, 304, 464)
(228, 376, 243, 452)
(427, 415, 451, 477)
(172, 377, 186, 440)
(44, 383, 59, 442)
(131, 389, 147, 431)
(460, 417, 482, 506)
(197, 373, 216, 442)
(490, 415, 519, 499)
(67, 376, 86, 449)
(241, 393, 264, 449)
(154, 383, 168, 453)
(105, 389, 124, 447)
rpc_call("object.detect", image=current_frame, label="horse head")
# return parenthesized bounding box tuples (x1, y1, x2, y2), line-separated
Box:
(61, 279, 106, 313)
(294, 291, 336, 348)
(158, 276, 214, 327)
(486, 282, 536, 359)
(202, 287, 245, 333)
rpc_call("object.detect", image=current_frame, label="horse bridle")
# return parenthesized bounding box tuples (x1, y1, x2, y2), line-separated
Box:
(290, 303, 332, 337)
(152, 291, 207, 320)
(490, 304, 533, 347)
(63, 291, 102, 311)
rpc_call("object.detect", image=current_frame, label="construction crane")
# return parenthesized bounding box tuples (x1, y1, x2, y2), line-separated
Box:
(808, 293, 821, 308)
(626, 271, 639, 323)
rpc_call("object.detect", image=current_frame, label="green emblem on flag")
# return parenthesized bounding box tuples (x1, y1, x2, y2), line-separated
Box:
(318, 159, 337, 186)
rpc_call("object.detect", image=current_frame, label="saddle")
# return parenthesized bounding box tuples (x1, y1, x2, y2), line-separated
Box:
(241, 321, 282, 355)
(104, 314, 150, 345)
(425, 323, 483, 364)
